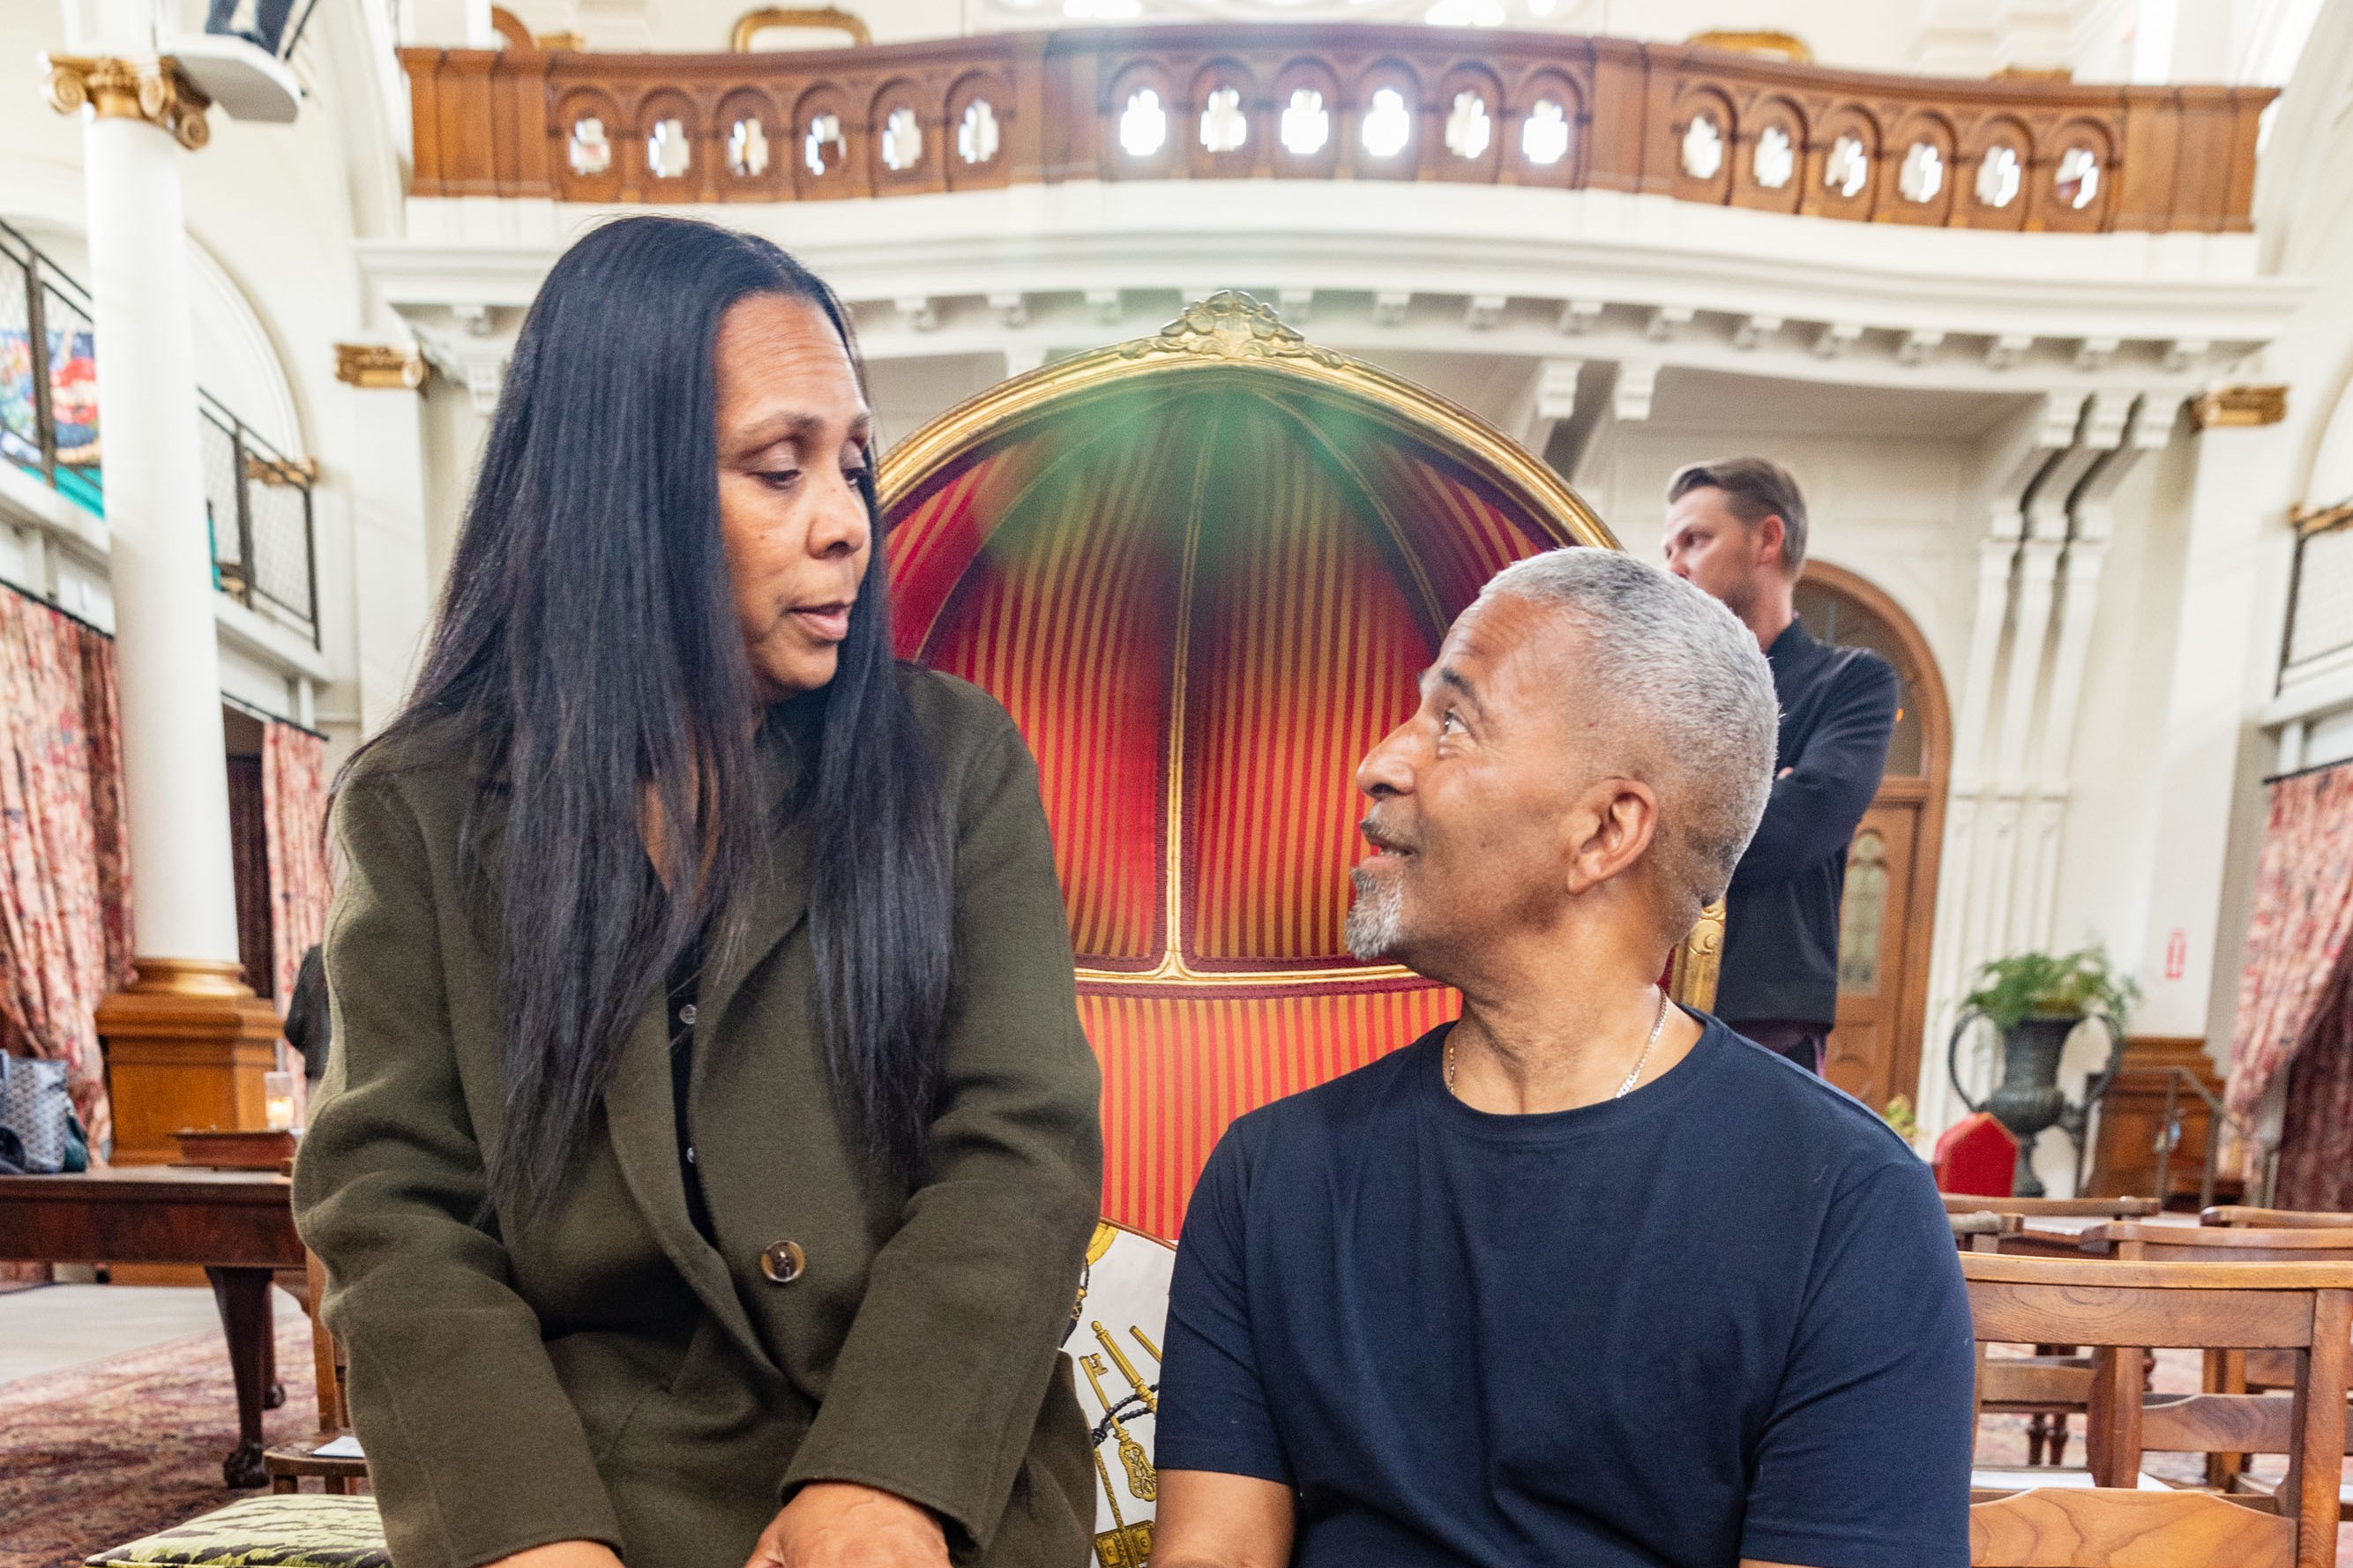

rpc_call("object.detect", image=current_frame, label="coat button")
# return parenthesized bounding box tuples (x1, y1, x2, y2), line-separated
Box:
(758, 1240, 806, 1285)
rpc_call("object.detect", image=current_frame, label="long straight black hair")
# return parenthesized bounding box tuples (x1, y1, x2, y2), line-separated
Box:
(344, 216, 952, 1217)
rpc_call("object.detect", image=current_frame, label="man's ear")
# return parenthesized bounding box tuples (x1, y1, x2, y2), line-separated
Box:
(1755, 513, 1788, 572)
(1564, 777, 1659, 897)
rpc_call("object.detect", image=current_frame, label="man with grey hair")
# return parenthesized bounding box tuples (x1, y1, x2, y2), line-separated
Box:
(1152, 549, 1972, 1568)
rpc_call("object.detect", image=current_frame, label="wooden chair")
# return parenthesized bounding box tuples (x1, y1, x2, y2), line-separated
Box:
(2096, 1222, 2353, 1501)
(1962, 1252, 2350, 1568)
(1945, 1194, 2163, 1220)
(262, 1251, 368, 1495)
(1955, 1199, 2159, 1465)
(2206, 1206, 2353, 1229)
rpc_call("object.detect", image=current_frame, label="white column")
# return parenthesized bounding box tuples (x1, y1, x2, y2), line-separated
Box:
(2017, 391, 2135, 952)
(1917, 393, 2082, 1134)
(49, 52, 284, 1169)
(2024, 392, 2182, 949)
(83, 95, 240, 967)
(338, 346, 437, 733)
(2137, 418, 2299, 1041)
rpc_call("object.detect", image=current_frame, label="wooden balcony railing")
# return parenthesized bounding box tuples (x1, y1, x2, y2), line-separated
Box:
(401, 25, 2271, 233)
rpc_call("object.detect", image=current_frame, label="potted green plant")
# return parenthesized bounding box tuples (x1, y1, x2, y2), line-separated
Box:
(1947, 946, 2140, 1198)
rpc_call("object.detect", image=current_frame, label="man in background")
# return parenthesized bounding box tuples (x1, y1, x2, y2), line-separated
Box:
(1662, 458, 1896, 1075)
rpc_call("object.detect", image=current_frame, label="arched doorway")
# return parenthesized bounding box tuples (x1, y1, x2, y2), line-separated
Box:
(1793, 563, 1950, 1115)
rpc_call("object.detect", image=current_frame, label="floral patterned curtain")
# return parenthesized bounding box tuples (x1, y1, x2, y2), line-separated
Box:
(261, 721, 329, 1010)
(0, 590, 132, 1159)
(2224, 764, 2353, 1151)
(2275, 977, 2353, 1210)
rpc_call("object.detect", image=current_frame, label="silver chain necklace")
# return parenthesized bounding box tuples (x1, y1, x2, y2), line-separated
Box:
(1446, 985, 1672, 1102)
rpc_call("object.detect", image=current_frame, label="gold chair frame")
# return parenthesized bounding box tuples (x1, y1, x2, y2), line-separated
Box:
(877, 292, 1725, 1009)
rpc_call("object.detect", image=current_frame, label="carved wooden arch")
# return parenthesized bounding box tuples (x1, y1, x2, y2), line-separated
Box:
(1505, 67, 1584, 189)
(1796, 557, 1950, 1109)
(1186, 56, 1259, 178)
(943, 69, 1012, 190)
(713, 85, 784, 198)
(1270, 56, 1342, 178)
(1348, 56, 1425, 180)
(1884, 108, 1960, 227)
(2030, 117, 2116, 233)
(1670, 82, 1737, 205)
(1430, 61, 1506, 183)
(549, 85, 626, 202)
(1731, 92, 1805, 213)
(1102, 57, 1181, 179)
(1959, 113, 2034, 231)
(1804, 102, 1881, 220)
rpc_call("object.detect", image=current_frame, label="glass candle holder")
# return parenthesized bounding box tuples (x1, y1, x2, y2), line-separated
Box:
(264, 1071, 296, 1131)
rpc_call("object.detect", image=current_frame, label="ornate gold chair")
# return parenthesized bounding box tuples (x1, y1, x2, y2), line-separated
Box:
(880, 294, 1720, 1240)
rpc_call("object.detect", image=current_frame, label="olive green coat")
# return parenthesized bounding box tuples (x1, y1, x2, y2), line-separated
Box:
(293, 673, 1103, 1568)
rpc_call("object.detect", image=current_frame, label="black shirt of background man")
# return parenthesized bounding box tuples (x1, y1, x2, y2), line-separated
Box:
(1714, 619, 1900, 1032)
(1156, 1019, 1975, 1568)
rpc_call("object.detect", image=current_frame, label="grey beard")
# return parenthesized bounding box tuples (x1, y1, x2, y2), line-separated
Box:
(1344, 868, 1404, 960)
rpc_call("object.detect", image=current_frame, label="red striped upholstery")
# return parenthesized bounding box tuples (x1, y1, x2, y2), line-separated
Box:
(1084, 984, 1463, 1241)
(1187, 415, 1430, 962)
(888, 388, 1569, 1237)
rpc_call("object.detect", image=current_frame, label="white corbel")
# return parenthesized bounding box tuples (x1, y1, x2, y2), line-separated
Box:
(1558, 298, 1603, 335)
(1467, 295, 1507, 331)
(1612, 359, 1660, 422)
(2074, 336, 2119, 372)
(1647, 304, 1694, 342)
(1986, 332, 2034, 370)
(1508, 357, 1584, 455)
(1898, 329, 1945, 366)
(1372, 292, 1411, 327)
(1732, 314, 1783, 351)
(1813, 321, 1864, 359)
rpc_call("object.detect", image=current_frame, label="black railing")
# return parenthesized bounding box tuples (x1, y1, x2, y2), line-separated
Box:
(0, 219, 317, 646)
(2277, 502, 2353, 692)
(2141, 1066, 2232, 1213)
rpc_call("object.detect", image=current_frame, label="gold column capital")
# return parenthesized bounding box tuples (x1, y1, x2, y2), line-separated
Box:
(333, 342, 428, 391)
(2190, 383, 2289, 429)
(41, 53, 213, 151)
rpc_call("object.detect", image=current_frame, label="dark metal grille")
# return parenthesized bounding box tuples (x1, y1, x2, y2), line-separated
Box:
(1, 218, 317, 646)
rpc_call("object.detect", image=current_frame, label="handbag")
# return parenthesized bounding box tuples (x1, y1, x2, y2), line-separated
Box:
(0, 1053, 89, 1174)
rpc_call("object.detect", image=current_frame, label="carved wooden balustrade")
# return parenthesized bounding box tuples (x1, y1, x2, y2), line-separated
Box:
(401, 25, 2270, 233)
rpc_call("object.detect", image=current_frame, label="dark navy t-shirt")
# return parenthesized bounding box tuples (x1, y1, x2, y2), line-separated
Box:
(1157, 1017, 1974, 1568)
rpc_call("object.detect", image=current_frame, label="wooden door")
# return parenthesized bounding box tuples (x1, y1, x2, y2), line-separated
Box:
(1826, 790, 1926, 1109)
(1795, 564, 1949, 1120)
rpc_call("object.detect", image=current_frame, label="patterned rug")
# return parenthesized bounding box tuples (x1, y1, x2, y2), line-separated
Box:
(0, 1308, 320, 1568)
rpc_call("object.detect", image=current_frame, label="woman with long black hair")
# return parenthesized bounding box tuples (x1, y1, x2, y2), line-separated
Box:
(295, 217, 1102, 1568)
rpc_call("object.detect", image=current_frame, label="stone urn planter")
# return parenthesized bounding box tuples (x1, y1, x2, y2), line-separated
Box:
(1948, 1010, 2125, 1198)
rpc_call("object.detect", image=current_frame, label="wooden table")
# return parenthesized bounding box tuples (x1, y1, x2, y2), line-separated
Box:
(0, 1167, 304, 1487)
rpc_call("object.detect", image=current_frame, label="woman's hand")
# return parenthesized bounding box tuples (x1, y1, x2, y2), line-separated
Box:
(744, 1482, 951, 1568)
(487, 1542, 625, 1568)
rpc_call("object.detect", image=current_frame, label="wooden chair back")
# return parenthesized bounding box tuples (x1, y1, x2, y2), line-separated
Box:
(1950, 1211, 2025, 1252)
(1944, 1194, 2162, 1220)
(2096, 1222, 2353, 1264)
(2206, 1206, 2353, 1229)
(1961, 1253, 2352, 1568)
